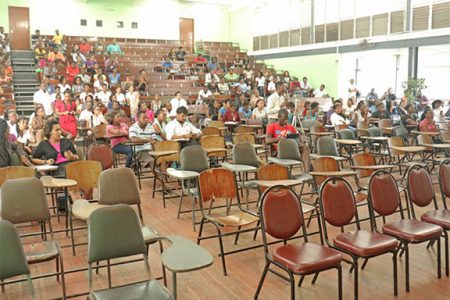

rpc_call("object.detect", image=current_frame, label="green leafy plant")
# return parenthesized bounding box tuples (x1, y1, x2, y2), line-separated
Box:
(401, 78, 427, 103)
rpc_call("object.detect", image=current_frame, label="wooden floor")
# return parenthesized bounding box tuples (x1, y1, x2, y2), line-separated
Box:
(2, 169, 450, 300)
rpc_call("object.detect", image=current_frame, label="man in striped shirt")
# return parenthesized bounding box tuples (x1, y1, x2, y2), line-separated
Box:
(129, 111, 158, 167)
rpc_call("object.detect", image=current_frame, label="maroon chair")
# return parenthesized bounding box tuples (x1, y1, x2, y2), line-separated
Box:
(87, 142, 114, 170)
(368, 169, 443, 293)
(255, 185, 342, 300)
(408, 164, 449, 277)
(319, 177, 399, 300)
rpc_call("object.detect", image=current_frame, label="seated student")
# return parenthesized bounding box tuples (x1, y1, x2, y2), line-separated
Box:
(79, 100, 94, 127)
(302, 101, 311, 117)
(371, 102, 390, 119)
(153, 109, 168, 141)
(222, 102, 240, 123)
(31, 105, 46, 143)
(43, 60, 57, 79)
(419, 106, 439, 133)
(252, 99, 267, 120)
(71, 76, 84, 94)
(224, 67, 239, 83)
(32, 119, 79, 177)
(165, 106, 202, 141)
(313, 84, 328, 98)
(108, 67, 121, 86)
(238, 101, 252, 120)
(330, 103, 351, 127)
(162, 56, 173, 69)
(234, 77, 249, 94)
(197, 85, 212, 105)
(58, 76, 71, 93)
(137, 101, 154, 123)
(207, 78, 219, 94)
(106, 42, 123, 55)
(71, 47, 86, 64)
(108, 99, 126, 117)
(51, 29, 64, 48)
(129, 110, 158, 167)
(104, 55, 119, 73)
(16, 117, 34, 153)
(194, 54, 207, 63)
(304, 101, 319, 121)
(207, 57, 217, 70)
(92, 104, 108, 127)
(218, 100, 230, 119)
(266, 109, 310, 166)
(6, 109, 18, 137)
(0, 119, 32, 167)
(80, 38, 91, 54)
(95, 84, 111, 106)
(286, 101, 296, 125)
(175, 47, 187, 61)
(85, 55, 97, 73)
(34, 43, 46, 65)
(47, 48, 65, 65)
(169, 91, 188, 118)
(401, 103, 418, 127)
(106, 111, 132, 168)
(432, 99, 444, 122)
(218, 77, 230, 94)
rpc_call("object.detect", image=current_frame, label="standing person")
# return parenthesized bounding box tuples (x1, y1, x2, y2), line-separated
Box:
(348, 78, 359, 99)
(353, 101, 370, 128)
(266, 82, 286, 124)
(106, 111, 132, 168)
(432, 100, 444, 122)
(169, 91, 187, 118)
(255, 71, 266, 97)
(33, 83, 54, 116)
(54, 91, 77, 139)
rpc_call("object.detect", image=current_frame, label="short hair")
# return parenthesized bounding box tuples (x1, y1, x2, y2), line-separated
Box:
(44, 119, 59, 139)
(304, 101, 311, 106)
(377, 102, 385, 108)
(333, 103, 342, 110)
(278, 109, 289, 118)
(311, 102, 319, 109)
(275, 82, 284, 89)
(136, 110, 147, 119)
(175, 91, 181, 96)
(286, 101, 295, 109)
(176, 106, 188, 115)
(303, 77, 307, 80)
(155, 109, 165, 117)
(35, 105, 44, 114)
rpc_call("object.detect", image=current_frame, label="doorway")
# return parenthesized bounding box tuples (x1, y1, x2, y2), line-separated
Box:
(179, 18, 194, 52)
(8, 6, 30, 50)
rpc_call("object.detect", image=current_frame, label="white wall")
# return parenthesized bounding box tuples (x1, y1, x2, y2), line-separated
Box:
(1, 0, 231, 42)
(418, 45, 450, 99)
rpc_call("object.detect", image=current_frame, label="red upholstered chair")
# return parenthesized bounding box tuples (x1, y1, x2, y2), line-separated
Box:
(254, 185, 342, 300)
(319, 177, 399, 300)
(368, 170, 443, 292)
(407, 164, 449, 277)
(87, 142, 114, 170)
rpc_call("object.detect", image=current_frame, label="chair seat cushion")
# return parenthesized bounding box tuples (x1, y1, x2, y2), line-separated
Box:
(72, 200, 105, 220)
(211, 212, 259, 227)
(24, 241, 59, 264)
(272, 242, 342, 274)
(333, 230, 399, 257)
(421, 210, 450, 229)
(382, 219, 443, 243)
(91, 280, 172, 300)
(142, 226, 160, 244)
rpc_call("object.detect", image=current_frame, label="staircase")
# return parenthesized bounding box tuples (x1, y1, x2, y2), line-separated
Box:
(11, 50, 39, 116)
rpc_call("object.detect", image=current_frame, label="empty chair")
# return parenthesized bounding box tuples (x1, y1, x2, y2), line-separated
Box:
(367, 126, 382, 137)
(87, 142, 114, 170)
(234, 125, 254, 134)
(0, 166, 35, 187)
(0, 220, 35, 299)
(406, 165, 449, 276)
(319, 177, 399, 299)
(317, 136, 339, 157)
(337, 129, 355, 140)
(254, 185, 342, 300)
(368, 170, 443, 292)
(277, 139, 312, 182)
(202, 126, 221, 136)
(200, 135, 227, 162)
(87, 205, 172, 299)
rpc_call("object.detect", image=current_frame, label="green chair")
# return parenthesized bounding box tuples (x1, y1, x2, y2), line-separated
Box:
(0, 220, 35, 299)
(87, 204, 172, 300)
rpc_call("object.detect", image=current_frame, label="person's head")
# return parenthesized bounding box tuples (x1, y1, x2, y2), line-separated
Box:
(203, 85, 208, 92)
(304, 101, 311, 109)
(154, 94, 160, 101)
(311, 102, 319, 112)
(333, 103, 343, 114)
(302, 77, 308, 83)
(256, 98, 265, 109)
(74, 76, 81, 85)
(93, 104, 102, 116)
(86, 94, 94, 103)
(7, 110, 18, 124)
(139, 101, 148, 111)
(277, 109, 289, 126)
(432, 100, 443, 109)
(112, 100, 120, 111)
(387, 88, 393, 94)
(376, 102, 385, 112)
(220, 77, 225, 83)
(36, 105, 45, 118)
(165, 102, 172, 112)
(109, 111, 121, 125)
(175, 91, 182, 100)
(102, 84, 108, 92)
(109, 94, 117, 103)
(349, 78, 355, 84)
(283, 71, 289, 77)
(405, 103, 414, 114)
(176, 106, 188, 123)
(44, 119, 61, 141)
(423, 106, 433, 120)
(64, 91, 71, 102)
(59, 76, 66, 84)
(275, 82, 285, 94)
(286, 101, 295, 112)
(178, 46, 183, 51)
(85, 100, 93, 111)
(347, 98, 354, 106)
(229, 102, 236, 112)
(320, 84, 325, 91)
(40, 82, 47, 91)
(136, 110, 149, 128)
(155, 109, 166, 122)
(242, 101, 250, 109)
(356, 101, 366, 112)
(116, 86, 122, 94)
(35, 29, 40, 35)
(55, 29, 60, 35)
(17, 117, 28, 131)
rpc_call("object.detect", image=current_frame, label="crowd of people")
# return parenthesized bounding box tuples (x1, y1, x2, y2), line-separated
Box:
(0, 26, 12, 94)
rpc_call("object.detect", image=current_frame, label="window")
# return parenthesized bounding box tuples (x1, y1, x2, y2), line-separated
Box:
(131, 22, 138, 29)
(117, 21, 124, 28)
(80, 19, 87, 26)
(96, 20, 103, 27)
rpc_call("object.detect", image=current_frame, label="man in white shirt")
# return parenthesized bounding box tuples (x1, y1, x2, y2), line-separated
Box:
(267, 77, 277, 95)
(266, 82, 286, 121)
(129, 111, 158, 167)
(330, 103, 350, 126)
(79, 85, 93, 102)
(6, 110, 18, 137)
(197, 85, 212, 105)
(348, 78, 358, 99)
(169, 91, 188, 117)
(33, 83, 54, 116)
(79, 101, 94, 127)
(95, 84, 111, 105)
(300, 77, 312, 97)
(165, 106, 202, 141)
(313, 84, 327, 98)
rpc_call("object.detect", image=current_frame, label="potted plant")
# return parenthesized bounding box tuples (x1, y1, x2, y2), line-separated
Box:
(401, 78, 427, 104)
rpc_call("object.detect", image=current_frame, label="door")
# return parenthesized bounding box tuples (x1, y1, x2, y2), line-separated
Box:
(8, 6, 30, 50)
(179, 18, 194, 52)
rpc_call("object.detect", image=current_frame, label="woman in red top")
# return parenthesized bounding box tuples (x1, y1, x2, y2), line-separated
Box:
(54, 91, 77, 139)
(221, 102, 240, 123)
(419, 107, 438, 133)
(80, 39, 91, 54)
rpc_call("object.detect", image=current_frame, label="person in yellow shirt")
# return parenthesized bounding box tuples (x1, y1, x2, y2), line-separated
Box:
(52, 29, 64, 46)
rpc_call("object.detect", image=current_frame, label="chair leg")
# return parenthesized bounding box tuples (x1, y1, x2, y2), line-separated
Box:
(254, 261, 270, 299)
(152, 172, 157, 198)
(158, 240, 167, 287)
(56, 256, 60, 282)
(197, 218, 205, 245)
(177, 192, 184, 220)
(361, 258, 369, 270)
(234, 226, 241, 245)
(311, 272, 319, 284)
(192, 197, 197, 232)
(253, 220, 260, 241)
(288, 270, 295, 300)
(161, 173, 167, 208)
(437, 238, 442, 279)
(338, 266, 343, 300)
(405, 244, 410, 292)
(353, 259, 359, 300)
(217, 229, 228, 276)
(393, 251, 398, 297)
(69, 213, 76, 256)
(107, 259, 112, 288)
(297, 275, 305, 287)
(445, 232, 449, 277)
(59, 252, 67, 299)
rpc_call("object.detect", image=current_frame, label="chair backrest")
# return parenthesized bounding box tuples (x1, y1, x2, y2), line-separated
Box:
(259, 186, 306, 242)
(441, 130, 450, 142)
(201, 127, 221, 136)
(367, 126, 382, 137)
(310, 125, 326, 143)
(0, 166, 35, 187)
(335, 124, 348, 131)
(257, 164, 289, 181)
(198, 168, 237, 204)
(98, 168, 140, 205)
(93, 123, 107, 139)
(379, 119, 392, 128)
(439, 159, 450, 208)
(235, 126, 254, 134)
(208, 120, 224, 129)
(368, 170, 402, 218)
(88, 205, 146, 263)
(317, 136, 339, 156)
(392, 126, 408, 141)
(352, 153, 377, 178)
(200, 135, 226, 155)
(153, 140, 180, 164)
(1, 178, 50, 224)
(277, 139, 301, 161)
(417, 134, 433, 151)
(232, 133, 255, 145)
(337, 129, 355, 140)
(319, 177, 357, 228)
(0, 220, 30, 280)
(180, 145, 209, 173)
(388, 137, 404, 156)
(407, 165, 436, 214)
(312, 157, 339, 186)
(233, 142, 259, 168)
(301, 119, 316, 130)
(87, 143, 114, 170)
(66, 160, 102, 194)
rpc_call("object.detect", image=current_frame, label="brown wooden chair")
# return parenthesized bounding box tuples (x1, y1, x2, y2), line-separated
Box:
(254, 185, 343, 300)
(319, 176, 399, 299)
(93, 123, 107, 141)
(197, 168, 259, 276)
(235, 125, 254, 134)
(407, 165, 449, 277)
(200, 135, 227, 163)
(201, 126, 221, 136)
(441, 130, 450, 143)
(379, 119, 393, 136)
(417, 134, 443, 170)
(387, 137, 425, 177)
(367, 170, 443, 292)
(208, 120, 224, 129)
(87, 142, 114, 170)
(0, 166, 35, 187)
